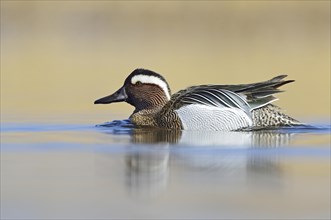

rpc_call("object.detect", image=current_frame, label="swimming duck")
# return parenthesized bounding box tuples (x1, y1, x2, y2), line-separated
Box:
(94, 69, 301, 131)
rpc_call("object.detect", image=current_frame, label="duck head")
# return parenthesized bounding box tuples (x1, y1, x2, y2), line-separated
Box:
(94, 69, 171, 111)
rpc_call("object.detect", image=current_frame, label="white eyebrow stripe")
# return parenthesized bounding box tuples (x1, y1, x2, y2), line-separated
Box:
(131, 75, 171, 100)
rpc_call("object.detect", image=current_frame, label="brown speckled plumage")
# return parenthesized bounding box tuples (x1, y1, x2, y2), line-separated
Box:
(252, 104, 300, 127)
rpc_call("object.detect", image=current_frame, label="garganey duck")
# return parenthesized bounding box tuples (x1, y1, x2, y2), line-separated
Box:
(94, 69, 301, 131)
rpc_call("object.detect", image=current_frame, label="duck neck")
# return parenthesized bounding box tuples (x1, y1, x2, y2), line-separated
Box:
(129, 99, 168, 127)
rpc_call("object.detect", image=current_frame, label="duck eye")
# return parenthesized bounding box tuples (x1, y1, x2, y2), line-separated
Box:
(135, 81, 142, 85)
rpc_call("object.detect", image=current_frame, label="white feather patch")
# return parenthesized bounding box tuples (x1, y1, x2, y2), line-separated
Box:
(175, 104, 253, 131)
(131, 75, 171, 100)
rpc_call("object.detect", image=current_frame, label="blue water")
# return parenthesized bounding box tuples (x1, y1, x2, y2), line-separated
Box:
(1, 120, 330, 219)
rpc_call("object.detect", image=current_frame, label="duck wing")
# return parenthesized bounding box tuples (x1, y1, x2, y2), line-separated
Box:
(171, 75, 294, 111)
(175, 87, 251, 115)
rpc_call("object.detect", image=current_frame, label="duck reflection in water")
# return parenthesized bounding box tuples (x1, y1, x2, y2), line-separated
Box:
(99, 121, 295, 197)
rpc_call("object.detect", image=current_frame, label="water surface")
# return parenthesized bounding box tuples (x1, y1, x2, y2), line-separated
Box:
(1, 118, 330, 219)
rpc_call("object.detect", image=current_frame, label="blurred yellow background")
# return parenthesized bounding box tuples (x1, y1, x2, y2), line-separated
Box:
(1, 1, 330, 121)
